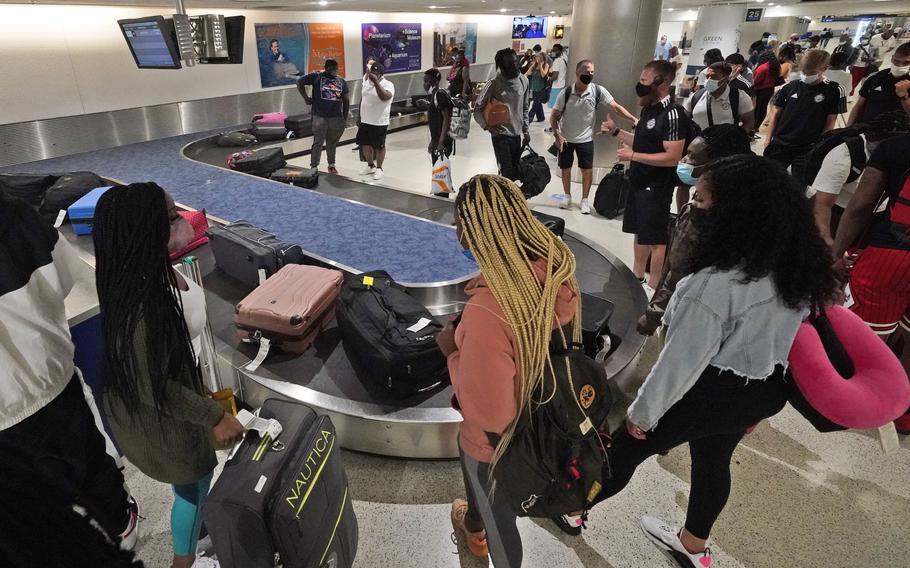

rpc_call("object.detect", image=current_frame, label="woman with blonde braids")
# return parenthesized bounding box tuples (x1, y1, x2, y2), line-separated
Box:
(436, 174, 580, 566)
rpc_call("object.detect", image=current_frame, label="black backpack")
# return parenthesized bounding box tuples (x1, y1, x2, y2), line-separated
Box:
(519, 145, 552, 199)
(492, 331, 613, 519)
(593, 164, 630, 218)
(803, 126, 867, 187)
(688, 84, 742, 126)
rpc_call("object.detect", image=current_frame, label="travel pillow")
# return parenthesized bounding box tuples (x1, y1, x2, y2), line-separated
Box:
(787, 305, 910, 432)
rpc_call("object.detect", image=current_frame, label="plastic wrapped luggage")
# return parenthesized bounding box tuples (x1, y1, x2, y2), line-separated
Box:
(204, 399, 358, 568)
(230, 147, 287, 177)
(531, 210, 565, 237)
(234, 264, 343, 355)
(217, 132, 257, 147)
(168, 210, 210, 261)
(271, 167, 319, 189)
(207, 220, 306, 288)
(335, 271, 449, 397)
(67, 186, 114, 236)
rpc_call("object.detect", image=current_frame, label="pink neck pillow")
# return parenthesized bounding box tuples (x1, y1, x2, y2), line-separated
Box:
(788, 305, 910, 431)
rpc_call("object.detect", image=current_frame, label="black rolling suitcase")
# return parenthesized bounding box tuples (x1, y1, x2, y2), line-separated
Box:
(207, 220, 306, 288)
(204, 399, 358, 568)
(581, 293, 617, 361)
(284, 114, 309, 138)
(232, 147, 287, 177)
(250, 124, 289, 141)
(531, 210, 565, 237)
(271, 167, 319, 188)
(335, 271, 449, 397)
(594, 164, 630, 219)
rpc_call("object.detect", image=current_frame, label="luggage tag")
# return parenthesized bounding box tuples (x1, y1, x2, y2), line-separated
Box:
(878, 423, 900, 454)
(244, 337, 271, 372)
(407, 318, 432, 333)
(236, 409, 283, 442)
(54, 210, 66, 229)
(258, 269, 267, 285)
(362, 275, 374, 287)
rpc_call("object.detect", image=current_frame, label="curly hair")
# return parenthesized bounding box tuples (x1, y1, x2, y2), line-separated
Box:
(686, 155, 839, 310)
(700, 124, 753, 159)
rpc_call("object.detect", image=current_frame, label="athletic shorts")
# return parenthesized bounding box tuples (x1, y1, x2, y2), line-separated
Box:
(848, 245, 910, 335)
(622, 182, 674, 245)
(557, 141, 594, 170)
(356, 123, 388, 149)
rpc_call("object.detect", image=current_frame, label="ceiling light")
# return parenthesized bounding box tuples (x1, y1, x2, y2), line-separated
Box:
(429, 4, 437, 7)
(756, 0, 764, 3)
(319, 0, 328, 5)
(549, 10, 555, 14)
(500, 7, 507, 12)
(667, 8, 674, 11)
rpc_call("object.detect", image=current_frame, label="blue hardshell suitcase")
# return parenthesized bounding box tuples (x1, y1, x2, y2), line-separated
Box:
(67, 186, 113, 235)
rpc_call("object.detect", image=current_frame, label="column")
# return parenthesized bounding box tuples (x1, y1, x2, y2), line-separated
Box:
(567, 0, 664, 180)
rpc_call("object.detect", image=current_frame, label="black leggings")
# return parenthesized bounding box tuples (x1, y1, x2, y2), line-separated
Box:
(599, 365, 788, 539)
(754, 87, 775, 132)
(491, 135, 522, 181)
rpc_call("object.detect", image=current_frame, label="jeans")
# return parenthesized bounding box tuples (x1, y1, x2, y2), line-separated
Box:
(598, 365, 788, 539)
(491, 135, 522, 181)
(528, 95, 546, 123)
(0, 376, 130, 539)
(461, 450, 522, 567)
(311, 114, 347, 168)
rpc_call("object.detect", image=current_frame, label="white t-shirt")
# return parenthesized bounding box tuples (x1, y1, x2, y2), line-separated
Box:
(825, 70, 852, 100)
(178, 276, 207, 360)
(551, 55, 569, 89)
(686, 86, 754, 130)
(870, 34, 898, 57)
(360, 77, 395, 126)
(808, 134, 868, 209)
(669, 54, 684, 85)
(556, 84, 615, 143)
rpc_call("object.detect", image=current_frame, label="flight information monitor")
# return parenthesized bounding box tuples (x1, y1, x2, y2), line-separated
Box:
(118, 16, 182, 69)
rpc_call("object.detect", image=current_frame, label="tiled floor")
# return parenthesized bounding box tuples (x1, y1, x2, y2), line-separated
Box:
(130, 112, 910, 568)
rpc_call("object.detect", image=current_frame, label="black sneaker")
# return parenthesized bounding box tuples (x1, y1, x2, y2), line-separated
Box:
(640, 516, 713, 568)
(551, 514, 584, 536)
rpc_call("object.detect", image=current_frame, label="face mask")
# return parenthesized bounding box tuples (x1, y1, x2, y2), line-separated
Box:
(580, 74, 594, 85)
(635, 82, 654, 97)
(462, 249, 476, 263)
(168, 215, 195, 253)
(676, 162, 699, 186)
(800, 73, 821, 84)
(892, 65, 910, 77)
(703, 79, 721, 92)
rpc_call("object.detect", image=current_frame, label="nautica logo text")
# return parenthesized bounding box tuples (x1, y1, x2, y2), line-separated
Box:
(285, 430, 335, 517)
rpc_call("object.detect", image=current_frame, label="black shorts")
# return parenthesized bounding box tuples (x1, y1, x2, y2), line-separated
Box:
(356, 123, 388, 149)
(622, 181, 674, 245)
(557, 140, 595, 170)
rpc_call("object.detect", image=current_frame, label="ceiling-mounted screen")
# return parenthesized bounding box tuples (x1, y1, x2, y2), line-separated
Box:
(118, 16, 181, 69)
(512, 16, 548, 39)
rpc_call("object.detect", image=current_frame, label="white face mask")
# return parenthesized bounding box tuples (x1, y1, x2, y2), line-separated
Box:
(800, 72, 821, 84)
(703, 79, 721, 93)
(891, 65, 910, 77)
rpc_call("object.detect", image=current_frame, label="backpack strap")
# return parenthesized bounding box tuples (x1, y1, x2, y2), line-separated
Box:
(844, 135, 867, 182)
(729, 84, 740, 119)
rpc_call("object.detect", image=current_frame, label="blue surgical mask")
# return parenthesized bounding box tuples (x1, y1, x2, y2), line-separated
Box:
(703, 79, 721, 93)
(463, 249, 476, 263)
(676, 162, 698, 186)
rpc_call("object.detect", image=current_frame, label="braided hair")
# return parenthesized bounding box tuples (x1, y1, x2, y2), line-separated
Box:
(93, 183, 203, 417)
(700, 124, 753, 160)
(865, 109, 910, 142)
(454, 175, 581, 468)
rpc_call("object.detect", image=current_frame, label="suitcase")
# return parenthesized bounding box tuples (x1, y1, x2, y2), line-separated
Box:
(252, 111, 288, 124)
(231, 147, 287, 177)
(207, 220, 306, 288)
(271, 167, 319, 189)
(251, 124, 289, 142)
(204, 399, 358, 568)
(235, 264, 343, 355)
(335, 271, 449, 397)
(531, 210, 565, 237)
(594, 164, 630, 219)
(581, 293, 617, 361)
(284, 114, 309, 137)
(0, 173, 58, 208)
(168, 210, 210, 261)
(67, 186, 114, 236)
(43, 172, 105, 216)
(217, 132, 257, 147)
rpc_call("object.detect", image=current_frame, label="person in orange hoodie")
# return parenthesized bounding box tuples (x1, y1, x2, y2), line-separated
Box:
(436, 174, 580, 566)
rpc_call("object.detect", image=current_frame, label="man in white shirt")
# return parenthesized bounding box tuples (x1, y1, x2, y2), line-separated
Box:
(809, 110, 910, 244)
(551, 59, 638, 214)
(356, 62, 395, 181)
(685, 62, 755, 132)
(870, 27, 899, 60)
(547, 44, 569, 109)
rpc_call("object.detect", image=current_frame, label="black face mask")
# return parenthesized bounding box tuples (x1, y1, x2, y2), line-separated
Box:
(501, 62, 520, 79)
(580, 74, 593, 85)
(635, 82, 653, 97)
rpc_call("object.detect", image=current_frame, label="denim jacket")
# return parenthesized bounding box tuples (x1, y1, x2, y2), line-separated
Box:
(628, 267, 808, 431)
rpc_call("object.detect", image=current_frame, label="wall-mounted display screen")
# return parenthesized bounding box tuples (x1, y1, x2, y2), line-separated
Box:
(512, 16, 547, 39)
(118, 16, 181, 69)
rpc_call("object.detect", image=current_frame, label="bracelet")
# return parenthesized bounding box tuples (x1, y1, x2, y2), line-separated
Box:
(611, 128, 620, 137)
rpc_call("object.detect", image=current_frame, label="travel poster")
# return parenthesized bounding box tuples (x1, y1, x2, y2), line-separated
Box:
(255, 23, 345, 88)
(362, 23, 422, 74)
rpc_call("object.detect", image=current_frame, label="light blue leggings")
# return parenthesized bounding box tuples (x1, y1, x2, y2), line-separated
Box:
(171, 472, 213, 556)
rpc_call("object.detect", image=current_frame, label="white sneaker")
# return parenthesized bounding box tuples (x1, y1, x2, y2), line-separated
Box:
(640, 517, 714, 568)
(118, 495, 141, 552)
(372, 167, 384, 180)
(192, 557, 220, 568)
(642, 282, 656, 301)
(560, 195, 573, 210)
(360, 164, 375, 176)
(580, 198, 591, 215)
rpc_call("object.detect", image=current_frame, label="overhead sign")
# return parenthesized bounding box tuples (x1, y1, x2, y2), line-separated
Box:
(745, 8, 763, 23)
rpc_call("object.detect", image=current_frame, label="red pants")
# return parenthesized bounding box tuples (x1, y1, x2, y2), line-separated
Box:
(849, 66, 867, 96)
(849, 246, 910, 336)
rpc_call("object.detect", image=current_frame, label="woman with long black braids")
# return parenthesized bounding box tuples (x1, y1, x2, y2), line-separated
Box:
(597, 156, 839, 568)
(93, 183, 244, 568)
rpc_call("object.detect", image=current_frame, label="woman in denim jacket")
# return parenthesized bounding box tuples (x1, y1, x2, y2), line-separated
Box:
(600, 155, 839, 568)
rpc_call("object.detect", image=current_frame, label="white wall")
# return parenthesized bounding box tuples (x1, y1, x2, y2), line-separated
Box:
(0, 4, 517, 125)
(658, 21, 686, 46)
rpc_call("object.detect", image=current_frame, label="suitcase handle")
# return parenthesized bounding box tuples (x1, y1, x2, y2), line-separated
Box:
(237, 409, 283, 441)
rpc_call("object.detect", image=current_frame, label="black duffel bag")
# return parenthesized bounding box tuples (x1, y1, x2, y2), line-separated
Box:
(42, 171, 105, 217)
(519, 144, 551, 199)
(0, 173, 58, 208)
(593, 164, 630, 218)
(335, 271, 449, 397)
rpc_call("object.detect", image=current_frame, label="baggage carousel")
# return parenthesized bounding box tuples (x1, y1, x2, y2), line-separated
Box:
(9, 86, 647, 460)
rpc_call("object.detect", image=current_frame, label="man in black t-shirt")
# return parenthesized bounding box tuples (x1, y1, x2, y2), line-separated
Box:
(847, 42, 910, 126)
(765, 49, 846, 183)
(832, 133, 910, 433)
(297, 59, 350, 175)
(603, 59, 692, 292)
(423, 68, 453, 158)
